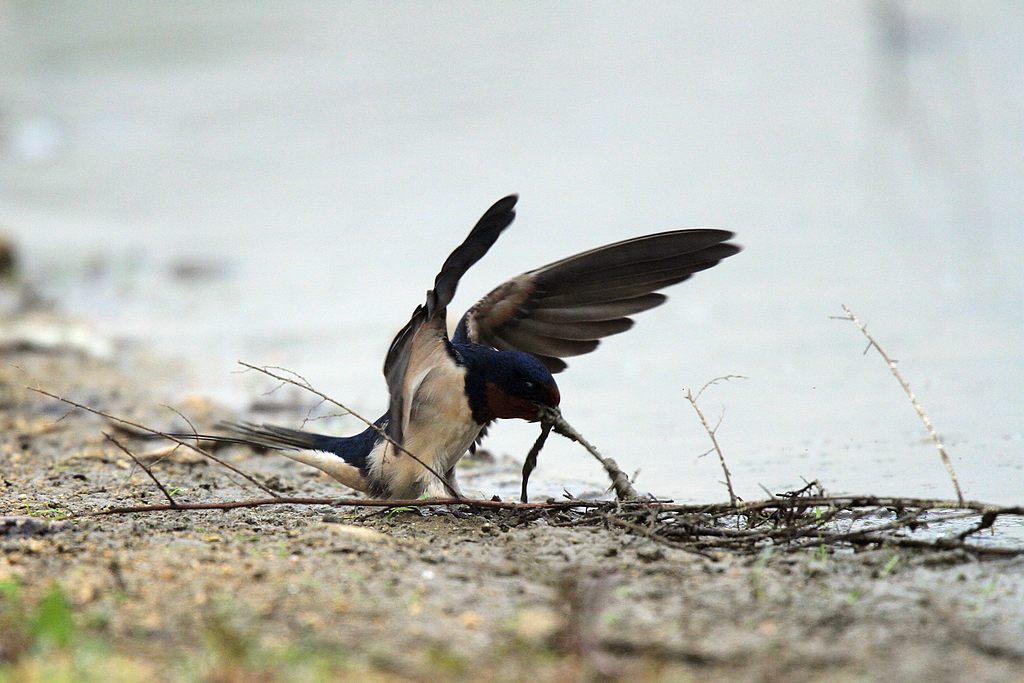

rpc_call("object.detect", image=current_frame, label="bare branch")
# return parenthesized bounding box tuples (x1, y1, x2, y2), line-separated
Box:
(79, 493, 1024, 557)
(694, 374, 748, 402)
(90, 496, 601, 515)
(298, 397, 329, 429)
(27, 386, 279, 497)
(162, 403, 200, 440)
(103, 432, 177, 507)
(837, 304, 965, 505)
(685, 378, 741, 507)
(79, 494, 1017, 516)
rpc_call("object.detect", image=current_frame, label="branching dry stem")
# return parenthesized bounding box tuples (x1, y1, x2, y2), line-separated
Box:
(685, 375, 745, 506)
(836, 305, 965, 504)
(27, 386, 279, 497)
(102, 432, 178, 507)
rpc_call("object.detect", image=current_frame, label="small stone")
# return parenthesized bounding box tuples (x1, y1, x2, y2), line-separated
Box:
(458, 610, 482, 628)
(514, 607, 562, 644)
(0, 516, 67, 537)
(325, 524, 389, 542)
(636, 545, 665, 562)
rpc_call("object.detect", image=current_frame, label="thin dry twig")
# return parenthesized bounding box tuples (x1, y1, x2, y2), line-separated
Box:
(237, 361, 460, 498)
(90, 496, 601, 515)
(521, 422, 552, 503)
(298, 398, 327, 428)
(102, 432, 177, 507)
(27, 387, 279, 497)
(685, 375, 746, 506)
(836, 305, 965, 504)
(538, 405, 639, 501)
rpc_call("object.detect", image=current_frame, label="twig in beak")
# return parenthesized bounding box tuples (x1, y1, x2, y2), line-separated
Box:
(521, 421, 553, 503)
(535, 405, 639, 501)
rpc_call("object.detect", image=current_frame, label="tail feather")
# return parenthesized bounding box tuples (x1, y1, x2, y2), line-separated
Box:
(167, 419, 380, 470)
(165, 422, 347, 455)
(168, 421, 373, 492)
(221, 421, 345, 453)
(225, 422, 371, 491)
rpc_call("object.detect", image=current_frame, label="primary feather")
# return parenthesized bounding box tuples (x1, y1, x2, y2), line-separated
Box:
(453, 228, 740, 373)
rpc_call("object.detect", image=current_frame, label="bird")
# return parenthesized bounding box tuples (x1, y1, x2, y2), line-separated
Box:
(186, 195, 740, 499)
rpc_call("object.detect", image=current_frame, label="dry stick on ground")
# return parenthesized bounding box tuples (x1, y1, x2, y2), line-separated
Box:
(102, 432, 178, 507)
(836, 305, 965, 505)
(237, 361, 460, 499)
(87, 494, 1022, 517)
(27, 387, 279, 497)
(89, 496, 610, 516)
(684, 375, 746, 507)
(537, 405, 639, 501)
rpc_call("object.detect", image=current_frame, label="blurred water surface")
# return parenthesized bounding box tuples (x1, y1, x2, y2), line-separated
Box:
(1, 2, 1021, 503)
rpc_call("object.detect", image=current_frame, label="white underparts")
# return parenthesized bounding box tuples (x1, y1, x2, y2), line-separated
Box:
(374, 357, 481, 499)
(278, 449, 368, 492)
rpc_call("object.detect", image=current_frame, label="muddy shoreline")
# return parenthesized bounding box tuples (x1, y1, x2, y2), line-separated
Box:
(1, 324, 1023, 682)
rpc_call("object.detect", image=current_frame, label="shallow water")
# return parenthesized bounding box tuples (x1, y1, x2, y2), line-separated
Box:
(2, 2, 1021, 504)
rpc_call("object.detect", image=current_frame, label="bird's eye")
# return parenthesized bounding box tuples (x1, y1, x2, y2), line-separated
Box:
(523, 380, 536, 391)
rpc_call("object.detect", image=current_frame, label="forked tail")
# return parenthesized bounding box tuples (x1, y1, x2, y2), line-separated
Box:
(168, 421, 380, 491)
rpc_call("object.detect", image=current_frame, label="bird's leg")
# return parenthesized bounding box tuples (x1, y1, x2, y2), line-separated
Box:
(440, 467, 478, 518)
(442, 466, 464, 499)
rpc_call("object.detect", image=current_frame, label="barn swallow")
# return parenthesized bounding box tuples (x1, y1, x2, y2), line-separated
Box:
(191, 196, 740, 499)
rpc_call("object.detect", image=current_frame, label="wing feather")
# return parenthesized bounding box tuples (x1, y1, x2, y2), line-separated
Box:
(455, 228, 740, 372)
(513, 317, 634, 341)
(496, 327, 601, 358)
(383, 195, 517, 445)
(527, 294, 666, 323)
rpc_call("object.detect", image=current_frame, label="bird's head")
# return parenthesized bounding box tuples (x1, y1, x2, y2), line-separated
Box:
(484, 351, 560, 421)
(461, 348, 560, 422)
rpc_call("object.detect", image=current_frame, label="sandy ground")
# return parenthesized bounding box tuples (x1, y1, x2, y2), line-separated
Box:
(1, 320, 1023, 682)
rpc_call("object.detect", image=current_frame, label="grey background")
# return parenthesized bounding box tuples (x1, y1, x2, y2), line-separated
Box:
(2, 1, 1020, 502)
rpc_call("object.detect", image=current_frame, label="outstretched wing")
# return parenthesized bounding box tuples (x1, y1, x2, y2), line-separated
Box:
(382, 195, 518, 445)
(453, 229, 740, 372)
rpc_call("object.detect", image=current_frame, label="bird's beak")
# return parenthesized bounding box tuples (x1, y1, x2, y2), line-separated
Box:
(546, 383, 561, 407)
(534, 402, 561, 425)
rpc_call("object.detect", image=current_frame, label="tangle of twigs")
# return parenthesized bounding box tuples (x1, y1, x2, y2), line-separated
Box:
(80, 488, 1023, 558)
